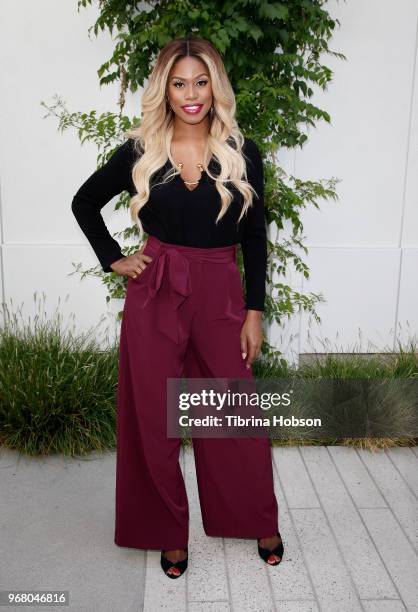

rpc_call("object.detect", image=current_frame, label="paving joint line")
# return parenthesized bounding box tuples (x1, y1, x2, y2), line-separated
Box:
(384, 448, 418, 501)
(298, 446, 364, 611)
(272, 450, 321, 611)
(222, 536, 234, 612)
(360, 597, 404, 601)
(355, 448, 418, 555)
(326, 447, 404, 605)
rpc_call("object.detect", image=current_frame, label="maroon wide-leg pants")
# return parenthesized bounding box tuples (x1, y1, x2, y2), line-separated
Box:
(114, 235, 279, 550)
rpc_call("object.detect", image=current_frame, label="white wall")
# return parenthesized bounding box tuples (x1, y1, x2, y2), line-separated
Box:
(1, 1, 417, 361)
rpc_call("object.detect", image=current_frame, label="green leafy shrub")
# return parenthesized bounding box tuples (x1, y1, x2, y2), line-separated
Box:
(42, 0, 343, 363)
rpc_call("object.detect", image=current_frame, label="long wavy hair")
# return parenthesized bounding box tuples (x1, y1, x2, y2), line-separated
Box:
(125, 36, 257, 236)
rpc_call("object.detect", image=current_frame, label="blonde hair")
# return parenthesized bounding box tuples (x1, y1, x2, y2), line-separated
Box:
(125, 36, 257, 237)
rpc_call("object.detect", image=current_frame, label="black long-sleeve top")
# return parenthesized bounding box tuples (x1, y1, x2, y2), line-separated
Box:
(71, 136, 267, 311)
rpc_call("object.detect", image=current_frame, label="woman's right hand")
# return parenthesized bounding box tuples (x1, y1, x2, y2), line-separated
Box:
(110, 242, 153, 279)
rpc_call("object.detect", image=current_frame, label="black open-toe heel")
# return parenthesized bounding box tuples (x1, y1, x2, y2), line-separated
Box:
(160, 547, 188, 579)
(257, 532, 284, 566)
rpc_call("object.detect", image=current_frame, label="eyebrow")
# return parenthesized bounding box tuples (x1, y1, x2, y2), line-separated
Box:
(170, 73, 209, 81)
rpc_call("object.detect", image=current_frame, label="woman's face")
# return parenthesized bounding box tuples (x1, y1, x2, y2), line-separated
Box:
(166, 56, 213, 125)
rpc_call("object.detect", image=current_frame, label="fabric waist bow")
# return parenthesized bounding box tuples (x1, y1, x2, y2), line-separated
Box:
(136, 245, 192, 345)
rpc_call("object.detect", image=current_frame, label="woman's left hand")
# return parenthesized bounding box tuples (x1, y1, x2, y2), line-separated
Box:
(240, 310, 263, 369)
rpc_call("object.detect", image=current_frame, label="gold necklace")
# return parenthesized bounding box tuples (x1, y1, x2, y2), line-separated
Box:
(177, 162, 205, 186)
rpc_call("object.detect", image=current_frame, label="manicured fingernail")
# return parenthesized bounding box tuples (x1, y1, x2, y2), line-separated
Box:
(246, 364, 250, 369)
(242, 353, 247, 359)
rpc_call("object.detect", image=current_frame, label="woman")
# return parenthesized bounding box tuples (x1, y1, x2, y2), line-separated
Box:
(72, 36, 283, 579)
